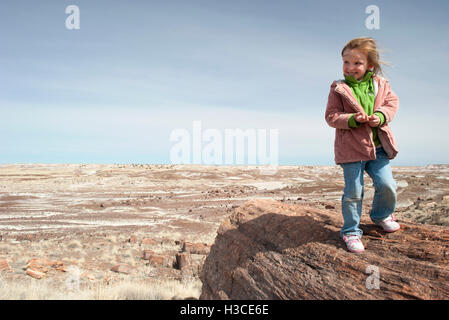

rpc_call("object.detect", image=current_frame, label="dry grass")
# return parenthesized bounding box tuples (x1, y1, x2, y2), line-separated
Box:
(0, 229, 212, 300)
(0, 274, 202, 300)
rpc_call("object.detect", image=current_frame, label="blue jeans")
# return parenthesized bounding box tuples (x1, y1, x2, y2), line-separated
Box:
(340, 147, 397, 238)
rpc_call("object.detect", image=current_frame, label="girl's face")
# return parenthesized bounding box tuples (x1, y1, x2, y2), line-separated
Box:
(342, 48, 373, 81)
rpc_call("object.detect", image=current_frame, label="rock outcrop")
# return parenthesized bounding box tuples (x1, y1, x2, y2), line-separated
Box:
(19, 258, 67, 279)
(200, 199, 449, 300)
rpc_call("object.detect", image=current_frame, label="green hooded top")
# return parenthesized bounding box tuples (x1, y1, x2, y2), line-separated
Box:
(345, 71, 385, 147)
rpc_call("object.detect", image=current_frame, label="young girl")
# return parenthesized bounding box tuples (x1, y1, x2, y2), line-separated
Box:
(325, 37, 400, 253)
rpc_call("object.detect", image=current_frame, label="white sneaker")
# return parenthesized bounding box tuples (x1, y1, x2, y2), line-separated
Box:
(376, 214, 400, 233)
(342, 235, 365, 253)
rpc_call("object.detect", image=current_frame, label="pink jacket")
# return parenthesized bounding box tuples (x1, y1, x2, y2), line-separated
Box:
(325, 74, 399, 164)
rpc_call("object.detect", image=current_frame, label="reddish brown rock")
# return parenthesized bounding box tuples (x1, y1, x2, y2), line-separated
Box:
(142, 249, 155, 260)
(26, 268, 45, 279)
(24, 258, 66, 274)
(182, 242, 211, 255)
(110, 264, 133, 274)
(128, 235, 138, 243)
(176, 252, 191, 270)
(200, 199, 449, 300)
(24, 259, 49, 274)
(56, 264, 67, 272)
(0, 259, 12, 272)
(142, 238, 157, 245)
(146, 254, 169, 267)
(49, 260, 66, 272)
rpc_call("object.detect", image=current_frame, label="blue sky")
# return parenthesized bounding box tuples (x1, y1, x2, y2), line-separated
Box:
(1, 0, 448, 165)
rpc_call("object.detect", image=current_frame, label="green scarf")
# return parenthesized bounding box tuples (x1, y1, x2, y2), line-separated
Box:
(345, 71, 383, 146)
(344, 70, 375, 115)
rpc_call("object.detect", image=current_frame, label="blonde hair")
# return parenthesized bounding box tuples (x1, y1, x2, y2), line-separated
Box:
(341, 37, 388, 75)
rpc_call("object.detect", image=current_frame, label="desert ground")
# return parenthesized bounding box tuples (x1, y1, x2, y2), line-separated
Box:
(1, 163, 449, 299)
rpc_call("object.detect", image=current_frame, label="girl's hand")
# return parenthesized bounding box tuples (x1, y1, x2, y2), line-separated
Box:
(354, 112, 369, 123)
(368, 114, 380, 127)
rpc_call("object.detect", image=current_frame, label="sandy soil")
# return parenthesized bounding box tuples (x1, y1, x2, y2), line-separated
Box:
(1, 164, 448, 299)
